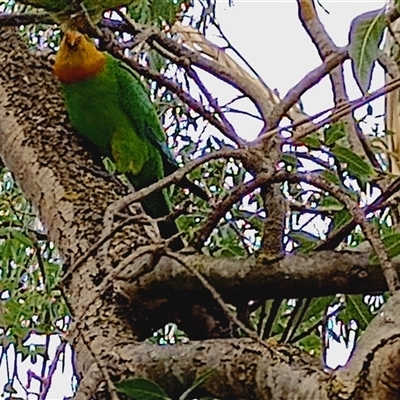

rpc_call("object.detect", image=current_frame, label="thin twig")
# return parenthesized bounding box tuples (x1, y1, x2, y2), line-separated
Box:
(192, 171, 276, 250)
(166, 251, 262, 343)
(38, 341, 67, 400)
(256, 76, 400, 145)
(105, 148, 244, 232)
(285, 172, 400, 293)
(316, 176, 400, 251)
(267, 47, 348, 129)
(185, 65, 243, 146)
(102, 18, 273, 123)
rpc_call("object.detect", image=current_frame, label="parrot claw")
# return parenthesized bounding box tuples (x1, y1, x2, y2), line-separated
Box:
(82, 166, 124, 188)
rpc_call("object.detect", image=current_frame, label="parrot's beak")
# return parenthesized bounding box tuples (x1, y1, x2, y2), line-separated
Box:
(64, 31, 83, 48)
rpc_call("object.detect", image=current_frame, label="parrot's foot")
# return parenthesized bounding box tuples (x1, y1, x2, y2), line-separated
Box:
(82, 166, 124, 187)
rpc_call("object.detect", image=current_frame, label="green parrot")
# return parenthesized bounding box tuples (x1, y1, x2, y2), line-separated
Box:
(17, 0, 131, 32)
(54, 30, 207, 250)
(19, 0, 131, 19)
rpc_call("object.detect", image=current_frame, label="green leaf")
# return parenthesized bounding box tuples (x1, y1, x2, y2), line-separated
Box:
(290, 232, 319, 253)
(302, 133, 322, 150)
(115, 378, 170, 400)
(324, 122, 346, 147)
(348, 7, 386, 93)
(128, 0, 189, 26)
(332, 208, 352, 231)
(9, 229, 33, 247)
(148, 49, 167, 73)
(2, 238, 15, 264)
(321, 170, 341, 186)
(0, 227, 11, 238)
(298, 333, 321, 356)
(281, 154, 300, 169)
(369, 232, 400, 265)
(338, 295, 372, 331)
(179, 369, 216, 400)
(320, 196, 344, 211)
(302, 296, 336, 322)
(332, 145, 375, 181)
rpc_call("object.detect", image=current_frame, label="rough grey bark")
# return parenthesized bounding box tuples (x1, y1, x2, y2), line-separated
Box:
(118, 247, 392, 303)
(1, 26, 400, 400)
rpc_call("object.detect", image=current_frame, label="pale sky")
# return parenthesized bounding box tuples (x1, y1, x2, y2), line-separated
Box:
(0, 1, 388, 398)
(213, 1, 386, 140)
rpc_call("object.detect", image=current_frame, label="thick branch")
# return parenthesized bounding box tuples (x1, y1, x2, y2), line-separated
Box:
(339, 290, 400, 399)
(117, 248, 393, 304)
(74, 338, 333, 400)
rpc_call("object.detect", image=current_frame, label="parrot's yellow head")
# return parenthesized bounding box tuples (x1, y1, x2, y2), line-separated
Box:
(54, 31, 106, 83)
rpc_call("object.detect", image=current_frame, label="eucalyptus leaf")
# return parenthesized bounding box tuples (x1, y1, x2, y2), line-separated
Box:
(115, 378, 170, 400)
(321, 170, 342, 186)
(324, 122, 346, 147)
(348, 7, 386, 93)
(332, 209, 352, 231)
(369, 232, 400, 265)
(302, 133, 322, 150)
(9, 229, 33, 247)
(332, 145, 375, 181)
(281, 154, 300, 169)
(338, 295, 372, 331)
(290, 232, 319, 253)
(320, 196, 344, 211)
(179, 369, 216, 400)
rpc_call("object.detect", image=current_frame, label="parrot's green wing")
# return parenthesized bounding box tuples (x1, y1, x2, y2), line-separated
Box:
(112, 56, 208, 201)
(112, 56, 168, 147)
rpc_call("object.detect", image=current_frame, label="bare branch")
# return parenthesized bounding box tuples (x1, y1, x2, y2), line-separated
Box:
(316, 177, 400, 250)
(257, 75, 400, 145)
(102, 18, 275, 124)
(284, 172, 399, 292)
(185, 66, 243, 146)
(267, 47, 348, 128)
(0, 11, 54, 26)
(192, 171, 277, 250)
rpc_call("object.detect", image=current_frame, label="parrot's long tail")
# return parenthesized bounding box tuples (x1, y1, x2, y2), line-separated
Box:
(126, 175, 184, 251)
(141, 194, 184, 251)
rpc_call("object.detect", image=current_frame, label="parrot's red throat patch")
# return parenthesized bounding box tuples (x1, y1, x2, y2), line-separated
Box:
(54, 57, 106, 83)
